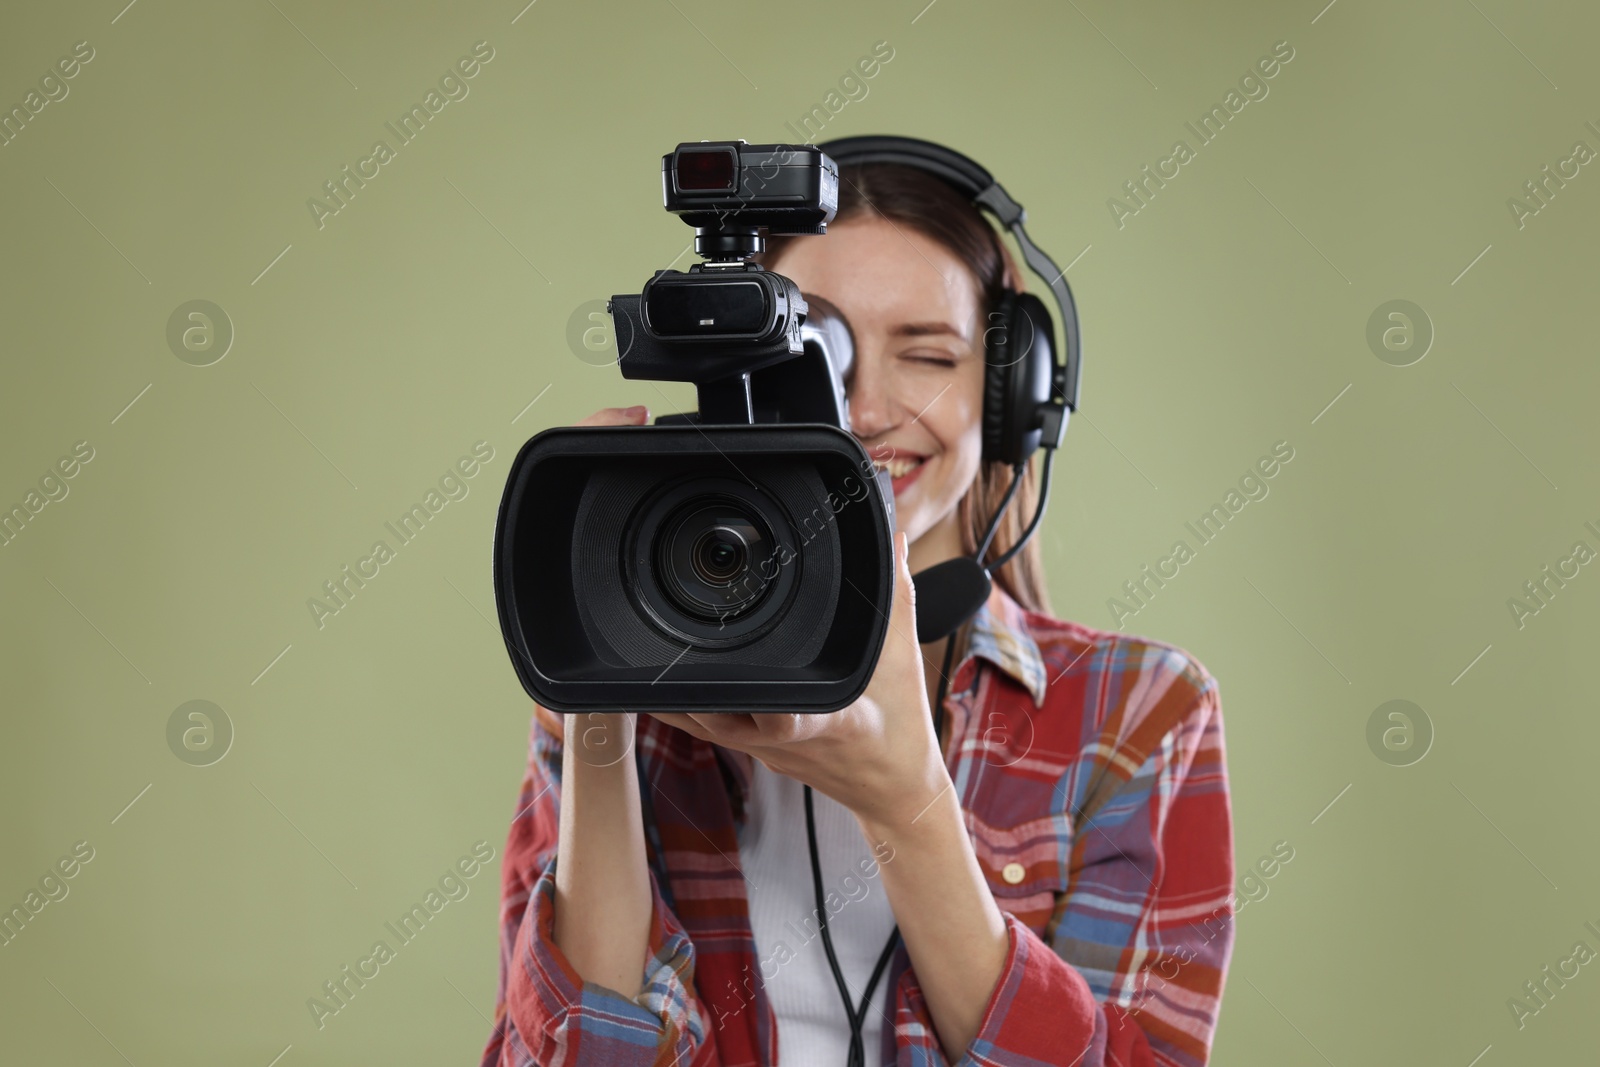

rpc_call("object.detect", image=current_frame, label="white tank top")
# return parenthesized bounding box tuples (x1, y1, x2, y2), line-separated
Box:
(735, 757, 899, 1066)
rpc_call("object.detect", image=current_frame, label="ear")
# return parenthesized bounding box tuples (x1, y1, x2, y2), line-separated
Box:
(996, 235, 1027, 295)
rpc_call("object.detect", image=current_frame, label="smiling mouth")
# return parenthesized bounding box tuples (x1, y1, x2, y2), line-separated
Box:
(870, 455, 925, 478)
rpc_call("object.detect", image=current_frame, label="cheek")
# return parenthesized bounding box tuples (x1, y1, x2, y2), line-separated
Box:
(919, 372, 985, 495)
(922, 360, 983, 447)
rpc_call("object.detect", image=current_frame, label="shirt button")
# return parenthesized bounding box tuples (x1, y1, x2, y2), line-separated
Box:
(1002, 862, 1025, 885)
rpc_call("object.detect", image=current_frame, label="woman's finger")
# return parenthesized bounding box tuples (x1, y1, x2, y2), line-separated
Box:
(889, 530, 922, 657)
(686, 712, 763, 747)
(574, 405, 650, 427)
(750, 713, 804, 743)
(644, 711, 709, 741)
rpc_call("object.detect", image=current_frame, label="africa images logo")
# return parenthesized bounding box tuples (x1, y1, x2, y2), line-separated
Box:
(306, 441, 494, 630)
(1106, 39, 1296, 229)
(305, 842, 495, 1030)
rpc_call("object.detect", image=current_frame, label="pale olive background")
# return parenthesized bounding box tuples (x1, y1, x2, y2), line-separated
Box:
(2, 0, 1596, 1064)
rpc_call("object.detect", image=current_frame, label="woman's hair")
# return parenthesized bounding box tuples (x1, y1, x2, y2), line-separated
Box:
(755, 162, 1053, 615)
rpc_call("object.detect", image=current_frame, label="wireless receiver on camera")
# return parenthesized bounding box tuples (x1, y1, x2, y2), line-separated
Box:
(491, 141, 897, 714)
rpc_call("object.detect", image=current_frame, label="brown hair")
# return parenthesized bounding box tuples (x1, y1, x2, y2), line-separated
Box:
(756, 163, 1053, 616)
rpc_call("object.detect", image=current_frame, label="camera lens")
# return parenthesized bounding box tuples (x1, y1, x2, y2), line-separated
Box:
(693, 526, 747, 583)
(656, 498, 774, 622)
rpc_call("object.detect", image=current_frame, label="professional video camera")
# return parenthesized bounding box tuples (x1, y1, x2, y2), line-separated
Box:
(492, 141, 896, 714)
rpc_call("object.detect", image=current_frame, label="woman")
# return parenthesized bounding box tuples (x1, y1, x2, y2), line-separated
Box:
(481, 161, 1235, 1067)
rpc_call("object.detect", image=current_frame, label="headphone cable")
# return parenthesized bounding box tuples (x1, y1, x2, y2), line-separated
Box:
(804, 459, 1024, 1066)
(984, 447, 1056, 572)
(803, 634, 957, 1067)
(976, 462, 1025, 562)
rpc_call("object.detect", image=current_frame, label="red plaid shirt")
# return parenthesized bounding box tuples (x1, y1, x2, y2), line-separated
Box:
(481, 585, 1235, 1066)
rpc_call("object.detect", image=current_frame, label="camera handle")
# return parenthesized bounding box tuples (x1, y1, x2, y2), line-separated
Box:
(695, 373, 755, 423)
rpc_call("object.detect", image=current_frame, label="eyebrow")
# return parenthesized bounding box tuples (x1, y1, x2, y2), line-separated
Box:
(889, 321, 966, 340)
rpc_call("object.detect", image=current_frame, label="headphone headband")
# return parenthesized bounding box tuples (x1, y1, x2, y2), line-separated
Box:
(816, 134, 1082, 421)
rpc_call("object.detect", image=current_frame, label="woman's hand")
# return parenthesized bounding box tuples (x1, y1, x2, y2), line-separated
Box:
(548, 402, 656, 998)
(645, 529, 950, 830)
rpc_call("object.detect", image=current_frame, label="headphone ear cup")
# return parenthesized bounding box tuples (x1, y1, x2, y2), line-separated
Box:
(982, 291, 1055, 465)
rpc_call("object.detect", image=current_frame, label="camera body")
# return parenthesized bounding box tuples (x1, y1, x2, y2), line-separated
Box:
(493, 142, 895, 713)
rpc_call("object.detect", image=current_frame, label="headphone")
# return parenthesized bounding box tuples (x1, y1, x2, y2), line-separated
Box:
(815, 135, 1082, 468)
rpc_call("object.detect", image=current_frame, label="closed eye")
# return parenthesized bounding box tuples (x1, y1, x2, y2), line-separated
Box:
(902, 351, 959, 367)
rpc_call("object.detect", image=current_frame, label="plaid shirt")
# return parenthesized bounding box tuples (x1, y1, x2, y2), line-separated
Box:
(481, 585, 1234, 1067)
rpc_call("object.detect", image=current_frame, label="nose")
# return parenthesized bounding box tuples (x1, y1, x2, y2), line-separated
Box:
(846, 348, 899, 444)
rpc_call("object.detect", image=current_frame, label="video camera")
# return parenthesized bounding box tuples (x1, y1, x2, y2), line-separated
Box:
(492, 141, 895, 714)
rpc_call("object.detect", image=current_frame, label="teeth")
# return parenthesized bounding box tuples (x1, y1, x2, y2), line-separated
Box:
(871, 456, 922, 478)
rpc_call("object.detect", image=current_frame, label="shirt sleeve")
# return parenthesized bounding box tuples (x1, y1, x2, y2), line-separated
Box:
(890, 659, 1235, 1067)
(479, 704, 718, 1067)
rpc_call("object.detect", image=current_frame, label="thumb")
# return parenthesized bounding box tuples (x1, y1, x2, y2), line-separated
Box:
(892, 531, 919, 646)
